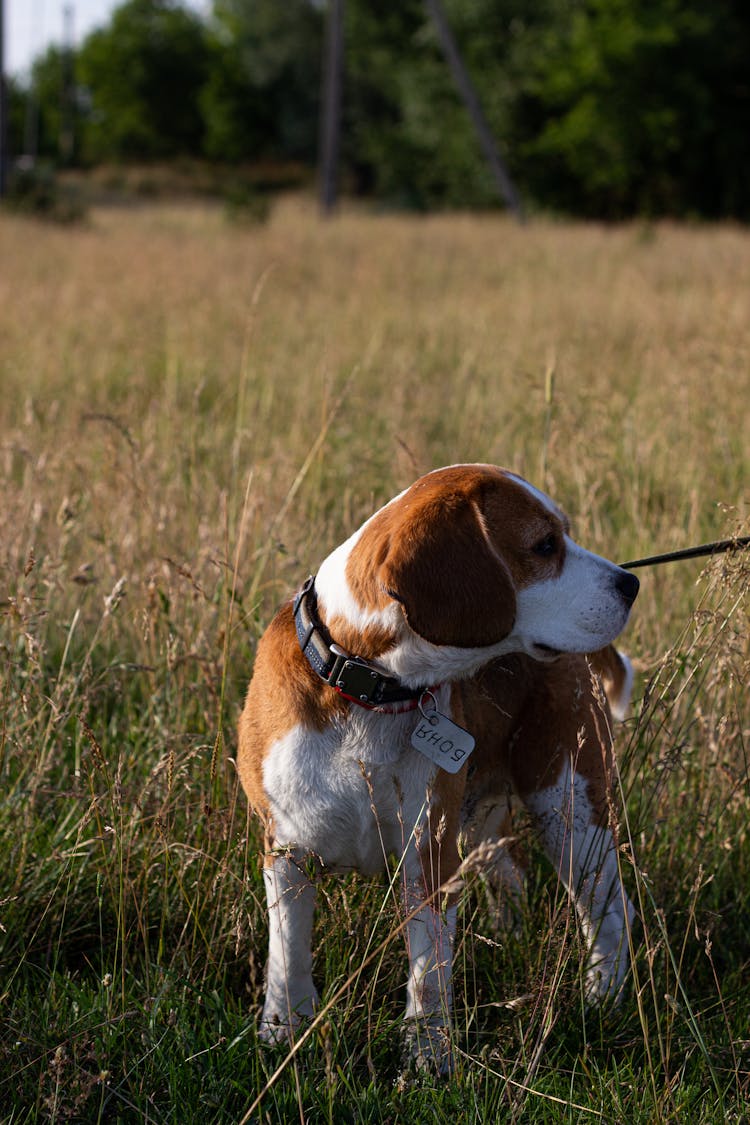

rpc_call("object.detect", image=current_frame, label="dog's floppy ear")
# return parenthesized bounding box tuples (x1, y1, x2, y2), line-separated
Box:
(378, 491, 516, 648)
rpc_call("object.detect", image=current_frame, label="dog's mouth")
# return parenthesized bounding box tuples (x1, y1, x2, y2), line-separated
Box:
(532, 642, 564, 660)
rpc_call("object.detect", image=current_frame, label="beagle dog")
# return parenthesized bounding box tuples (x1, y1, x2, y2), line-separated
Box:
(237, 464, 639, 1070)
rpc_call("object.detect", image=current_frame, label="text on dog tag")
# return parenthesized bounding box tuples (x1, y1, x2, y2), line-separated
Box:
(410, 699, 475, 774)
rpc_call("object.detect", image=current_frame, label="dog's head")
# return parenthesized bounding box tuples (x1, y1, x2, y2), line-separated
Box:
(341, 464, 638, 664)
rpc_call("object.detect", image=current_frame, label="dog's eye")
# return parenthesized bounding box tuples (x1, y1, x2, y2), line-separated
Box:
(532, 533, 558, 558)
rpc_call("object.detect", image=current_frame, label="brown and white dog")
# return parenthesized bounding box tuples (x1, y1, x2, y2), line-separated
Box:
(237, 464, 639, 1069)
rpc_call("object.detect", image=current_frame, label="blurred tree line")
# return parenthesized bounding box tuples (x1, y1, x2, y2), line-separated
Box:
(6, 0, 750, 218)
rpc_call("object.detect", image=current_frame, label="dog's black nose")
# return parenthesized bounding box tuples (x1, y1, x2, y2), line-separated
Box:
(615, 568, 640, 605)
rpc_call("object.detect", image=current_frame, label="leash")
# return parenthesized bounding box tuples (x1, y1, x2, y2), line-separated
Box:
(620, 536, 750, 570)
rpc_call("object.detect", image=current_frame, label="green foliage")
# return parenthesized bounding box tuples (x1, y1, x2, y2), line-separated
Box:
(21, 47, 69, 161)
(514, 0, 750, 218)
(341, 0, 750, 218)
(76, 0, 210, 161)
(201, 0, 323, 164)
(5, 74, 32, 159)
(2, 159, 87, 223)
(8, 0, 750, 216)
(343, 0, 498, 209)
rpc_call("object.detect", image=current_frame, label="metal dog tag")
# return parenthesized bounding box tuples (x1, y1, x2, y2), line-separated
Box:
(410, 693, 475, 774)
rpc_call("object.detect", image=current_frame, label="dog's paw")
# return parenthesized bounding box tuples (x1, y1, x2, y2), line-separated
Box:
(258, 1014, 296, 1047)
(583, 949, 629, 1009)
(399, 1018, 454, 1080)
(259, 987, 318, 1046)
(582, 903, 635, 1009)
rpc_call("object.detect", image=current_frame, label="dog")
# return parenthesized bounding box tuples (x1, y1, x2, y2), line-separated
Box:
(237, 463, 639, 1070)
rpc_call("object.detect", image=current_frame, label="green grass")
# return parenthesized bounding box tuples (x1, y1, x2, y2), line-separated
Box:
(0, 196, 748, 1121)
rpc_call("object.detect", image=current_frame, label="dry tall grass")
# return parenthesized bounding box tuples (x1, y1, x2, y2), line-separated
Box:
(1, 196, 748, 1121)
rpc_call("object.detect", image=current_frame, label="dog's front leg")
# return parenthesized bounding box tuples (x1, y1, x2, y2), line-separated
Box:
(399, 762, 467, 1074)
(524, 759, 635, 1005)
(401, 869, 458, 1075)
(260, 849, 318, 1043)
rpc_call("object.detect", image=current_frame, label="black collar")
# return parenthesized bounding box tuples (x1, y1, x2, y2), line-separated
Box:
(293, 576, 429, 709)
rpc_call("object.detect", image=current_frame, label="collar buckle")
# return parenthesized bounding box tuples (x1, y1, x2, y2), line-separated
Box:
(328, 644, 384, 705)
(293, 575, 431, 711)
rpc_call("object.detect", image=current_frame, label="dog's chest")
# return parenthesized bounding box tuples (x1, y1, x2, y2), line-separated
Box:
(262, 710, 439, 874)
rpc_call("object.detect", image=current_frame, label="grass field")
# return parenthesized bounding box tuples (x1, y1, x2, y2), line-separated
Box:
(1, 195, 749, 1122)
